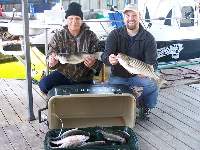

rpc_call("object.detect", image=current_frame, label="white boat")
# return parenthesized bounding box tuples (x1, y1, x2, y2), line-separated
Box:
(86, 0, 200, 62)
(138, 0, 200, 62)
(1, 0, 200, 63)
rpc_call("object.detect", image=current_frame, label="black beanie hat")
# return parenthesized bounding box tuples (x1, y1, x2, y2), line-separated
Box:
(65, 2, 83, 19)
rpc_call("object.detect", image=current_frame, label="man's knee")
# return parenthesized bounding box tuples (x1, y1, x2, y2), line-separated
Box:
(39, 78, 48, 94)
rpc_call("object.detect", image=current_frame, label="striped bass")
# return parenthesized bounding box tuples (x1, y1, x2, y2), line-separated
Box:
(97, 129, 126, 144)
(117, 53, 166, 85)
(78, 141, 106, 148)
(55, 52, 103, 64)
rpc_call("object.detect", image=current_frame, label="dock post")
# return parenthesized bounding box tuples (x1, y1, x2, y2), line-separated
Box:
(22, 0, 36, 121)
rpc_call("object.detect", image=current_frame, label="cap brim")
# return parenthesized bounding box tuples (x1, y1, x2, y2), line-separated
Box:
(123, 9, 138, 13)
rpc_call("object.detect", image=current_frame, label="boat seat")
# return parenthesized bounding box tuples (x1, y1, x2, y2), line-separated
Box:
(0, 39, 24, 56)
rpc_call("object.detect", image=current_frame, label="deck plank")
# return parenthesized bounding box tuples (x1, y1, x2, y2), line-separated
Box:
(157, 98, 200, 132)
(161, 86, 200, 111)
(147, 112, 200, 149)
(0, 84, 22, 124)
(0, 94, 9, 126)
(136, 136, 158, 150)
(6, 79, 47, 107)
(134, 123, 175, 150)
(3, 124, 31, 150)
(0, 127, 13, 150)
(0, 110, 8, 126)
(136, 119, 193, 150)
(159, 90, 200, 115)
(1, 79, 200, 149)
(16, 122, 45, 150)
(29, 120, 48, 140)
(158, 94, 200, 122)
(152, 108, 200, 148)
(175, 86, 200, 103)
(190, 84, 200, 90)
(3, 79, 47, 120)
(1, 79, 28, 122)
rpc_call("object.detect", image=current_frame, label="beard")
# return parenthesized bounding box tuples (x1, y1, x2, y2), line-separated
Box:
(126, 20, 139, 30)
(126, 24, 137, 30)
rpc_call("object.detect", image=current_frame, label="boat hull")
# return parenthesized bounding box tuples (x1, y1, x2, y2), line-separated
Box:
(157, 38, 200, 62)
(99, 38, 200, 63)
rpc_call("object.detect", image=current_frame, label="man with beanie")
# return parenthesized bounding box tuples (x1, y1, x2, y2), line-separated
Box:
(39, 2, 102, 94)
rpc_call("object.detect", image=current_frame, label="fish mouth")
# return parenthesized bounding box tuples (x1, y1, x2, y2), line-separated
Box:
(117, 53, 122, 58)
(117, 53, 127, 60)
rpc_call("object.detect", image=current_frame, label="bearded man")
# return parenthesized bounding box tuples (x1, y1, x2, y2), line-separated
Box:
(101, 4, 158, 119)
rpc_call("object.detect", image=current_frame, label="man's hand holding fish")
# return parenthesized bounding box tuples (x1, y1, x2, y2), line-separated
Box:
(109, 54, 118, 65)
(83, 54, 97, 68)
(48, 52, 59, 68)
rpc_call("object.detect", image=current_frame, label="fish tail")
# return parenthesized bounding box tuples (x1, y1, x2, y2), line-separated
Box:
(94, 52, 103, 61)
(157, 78, 167, 88)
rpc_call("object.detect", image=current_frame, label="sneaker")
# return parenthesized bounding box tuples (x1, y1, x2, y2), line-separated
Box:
(137, 106, 151, 120)
(136, 107, 141, 118)
(41, 114, 47, 121)
(143, 107, 151, 116)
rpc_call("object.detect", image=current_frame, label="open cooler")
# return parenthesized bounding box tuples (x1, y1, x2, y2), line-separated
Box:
(42, 84, 139, 149)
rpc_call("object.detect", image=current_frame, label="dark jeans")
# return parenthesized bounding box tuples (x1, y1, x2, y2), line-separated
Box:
(39, 70, 93, 94)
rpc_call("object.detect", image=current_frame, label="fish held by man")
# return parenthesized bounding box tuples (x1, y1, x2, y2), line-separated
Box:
(55, 52, 103, 64)
(117, 53, 166, 86)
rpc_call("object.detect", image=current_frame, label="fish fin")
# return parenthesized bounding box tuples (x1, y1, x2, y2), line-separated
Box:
(147, 64, 154, 71)
(157, 78, 167, 88)
(94, 52, 103, 61)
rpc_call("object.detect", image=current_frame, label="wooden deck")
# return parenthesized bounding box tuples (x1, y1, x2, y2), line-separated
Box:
(0, 77, 200, 150)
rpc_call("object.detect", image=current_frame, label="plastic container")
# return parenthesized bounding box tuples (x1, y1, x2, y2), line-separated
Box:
(44, 84, 139, 149)
(47, 84, 136, 129)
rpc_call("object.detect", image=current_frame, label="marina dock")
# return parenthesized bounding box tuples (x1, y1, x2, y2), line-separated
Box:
(0, 63, 200, 150)
(1, 0, 200, 149)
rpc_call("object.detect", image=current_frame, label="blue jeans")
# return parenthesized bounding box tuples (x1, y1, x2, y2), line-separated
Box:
(109, 75, 158, 109)
(39, 70, 93, 94)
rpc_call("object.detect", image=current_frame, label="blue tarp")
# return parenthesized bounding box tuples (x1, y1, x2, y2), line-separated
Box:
(0, 0, 59, 4)
(0, 0, 40, 4)
(0, 0, 56, 13)
(108, 11, 124, 28)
